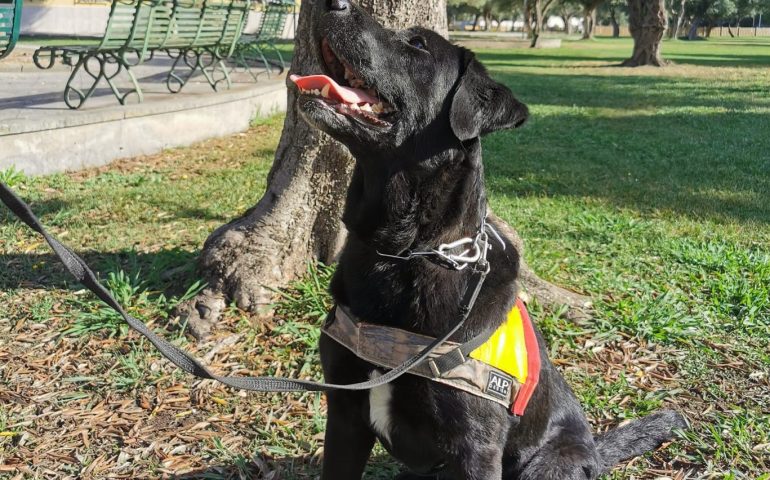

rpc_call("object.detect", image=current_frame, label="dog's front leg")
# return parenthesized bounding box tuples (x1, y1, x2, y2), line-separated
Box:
(321, 389, 376, 480)
(456, 446, 503, 480)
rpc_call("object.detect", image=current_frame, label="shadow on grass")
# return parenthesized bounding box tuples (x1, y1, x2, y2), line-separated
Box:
(478, 46, 770, 69)
(484, 110, 770, 224)
(176, 453, 400, 479)
(479, 52, 627, 65)
(666, 52, 770, 67)
(0, 248, 199, 297)
(484, 70, 770, 112)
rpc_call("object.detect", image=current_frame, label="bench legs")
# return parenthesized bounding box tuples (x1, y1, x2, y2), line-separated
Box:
(234, 41, 285, 82)
(62, 52, 143, 110)
(167, 49, 232, 94)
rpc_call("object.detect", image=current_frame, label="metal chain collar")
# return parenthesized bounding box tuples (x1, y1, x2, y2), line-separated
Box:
(376, 218, 506, 271)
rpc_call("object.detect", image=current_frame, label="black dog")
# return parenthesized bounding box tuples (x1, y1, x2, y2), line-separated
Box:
(291, 1, 687, 478)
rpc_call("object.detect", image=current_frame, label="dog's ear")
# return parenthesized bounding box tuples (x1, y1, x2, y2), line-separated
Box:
(450, 53, 529, 141)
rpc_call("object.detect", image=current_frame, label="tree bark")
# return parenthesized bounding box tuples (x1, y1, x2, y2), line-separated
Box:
(530, 0, 556, 47)
(582, 6, 599, 39)
(524, 0, 534, 38)
(530, 1, 543, 47)
(672, 0, 686, 38)
(179, 0, 592, 337)
(562, 15, 573, 34)
(489, 215, 593, 322)
(688, 18, 700, 39)
(610, 6, 620, 37)
(582, 11, 592, 38)
(622, 0, 668, 66)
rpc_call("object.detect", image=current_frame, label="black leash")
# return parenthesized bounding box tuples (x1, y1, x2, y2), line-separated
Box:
(0, 181, 488, 393)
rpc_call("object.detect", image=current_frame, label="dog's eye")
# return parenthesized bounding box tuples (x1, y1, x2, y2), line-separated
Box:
(408, 36, 427, 50)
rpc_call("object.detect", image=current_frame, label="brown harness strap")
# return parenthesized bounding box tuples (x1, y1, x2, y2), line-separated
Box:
(324, 306, 522, 409)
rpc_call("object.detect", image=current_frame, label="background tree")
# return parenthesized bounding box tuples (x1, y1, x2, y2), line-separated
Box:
(578, 0, 606, 38)
(448, 0, 484, 27)
(553, 0, 584, 33)
(669, 0, 689, 37)
(686, 0, 735, 38)
(599, 0, 628, 36)
(526, 0, 560, 46)
(728, 0, 762, 34)
(622, 0, 668, 65)
(180, 0, 591, 336)
(448, 0, 520, 30)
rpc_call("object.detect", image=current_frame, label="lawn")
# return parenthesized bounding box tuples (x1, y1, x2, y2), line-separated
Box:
(1, 37, 769, 479)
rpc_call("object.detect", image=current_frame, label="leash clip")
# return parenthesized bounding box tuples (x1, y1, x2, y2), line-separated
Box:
(376, 217, 503, 272)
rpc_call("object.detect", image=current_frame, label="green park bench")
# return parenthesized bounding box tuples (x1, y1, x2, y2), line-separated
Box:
(32, 0, 250, 110)
(235, 0, 293, 80)
(0, 0, 23, 61)
(164, 0, 251, 94)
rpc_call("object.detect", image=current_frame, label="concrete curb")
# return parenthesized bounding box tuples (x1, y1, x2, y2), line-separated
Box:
(0, 80, 288, 176)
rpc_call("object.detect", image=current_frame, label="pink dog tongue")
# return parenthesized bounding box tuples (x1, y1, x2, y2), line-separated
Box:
(290, 74, 380, 105)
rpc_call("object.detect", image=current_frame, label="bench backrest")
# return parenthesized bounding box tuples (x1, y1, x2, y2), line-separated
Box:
(163, 0, 204, 49)
(86, 0, 247, 58)
(132, 0, 174, 52)
(160, 0, 248, 54)
(215, 0, 249, 55)
(97, 0, 146, 51)
(0, 0, 23, 60)
(255, 0, 292, 42)
(191, 0, 231, 48)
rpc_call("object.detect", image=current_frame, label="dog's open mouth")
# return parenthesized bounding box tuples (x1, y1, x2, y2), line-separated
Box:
(290, 38, 396, 128)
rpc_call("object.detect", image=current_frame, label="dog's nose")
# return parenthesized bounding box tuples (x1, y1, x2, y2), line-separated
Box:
(328, 0, 349, 11)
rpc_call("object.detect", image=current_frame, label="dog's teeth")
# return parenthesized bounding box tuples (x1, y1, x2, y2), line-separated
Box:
(372, 102, 383, 114)
(321, 84, 330, 98)
(360, 103, 372, 112)
(350, 103, 360, 110)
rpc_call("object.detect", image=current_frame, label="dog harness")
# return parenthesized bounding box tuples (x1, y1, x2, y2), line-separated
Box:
(323, 298, 541, 415)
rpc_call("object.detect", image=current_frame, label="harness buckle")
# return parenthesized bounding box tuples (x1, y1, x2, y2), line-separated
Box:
(427, 358, 442, 378)
(425, 348, 467, 378)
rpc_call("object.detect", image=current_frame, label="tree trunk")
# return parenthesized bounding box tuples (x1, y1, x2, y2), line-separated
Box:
(582, 11, 592, 38)
(672, 0, 686, 38)
(688, 18, 700, 39)
(473, 13, 480, 31)
(179, 0, 592, 337)
(524, 0, 534, 38)
(530, 0, 550, 47)
(562, 15, 573, 34)
(530, 0, 543, 47)
(610, 6, 620, 37)
(622, 0, 668, 66)
(582, 6, 599, 39)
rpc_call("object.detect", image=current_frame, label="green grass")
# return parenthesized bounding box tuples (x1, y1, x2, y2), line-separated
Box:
(1, 37, 769, 478)
(478, 36, 770, 478)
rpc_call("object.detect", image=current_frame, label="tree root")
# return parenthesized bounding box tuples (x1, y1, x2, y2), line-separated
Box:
(173, 288, 227, 340)
(488, 213, 593, 323)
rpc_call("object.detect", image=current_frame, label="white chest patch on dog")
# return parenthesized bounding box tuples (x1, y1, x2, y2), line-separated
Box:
(368, 370, 393, 444)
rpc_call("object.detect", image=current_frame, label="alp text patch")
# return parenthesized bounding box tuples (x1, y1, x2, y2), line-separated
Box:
(485, 371, 513, 399)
